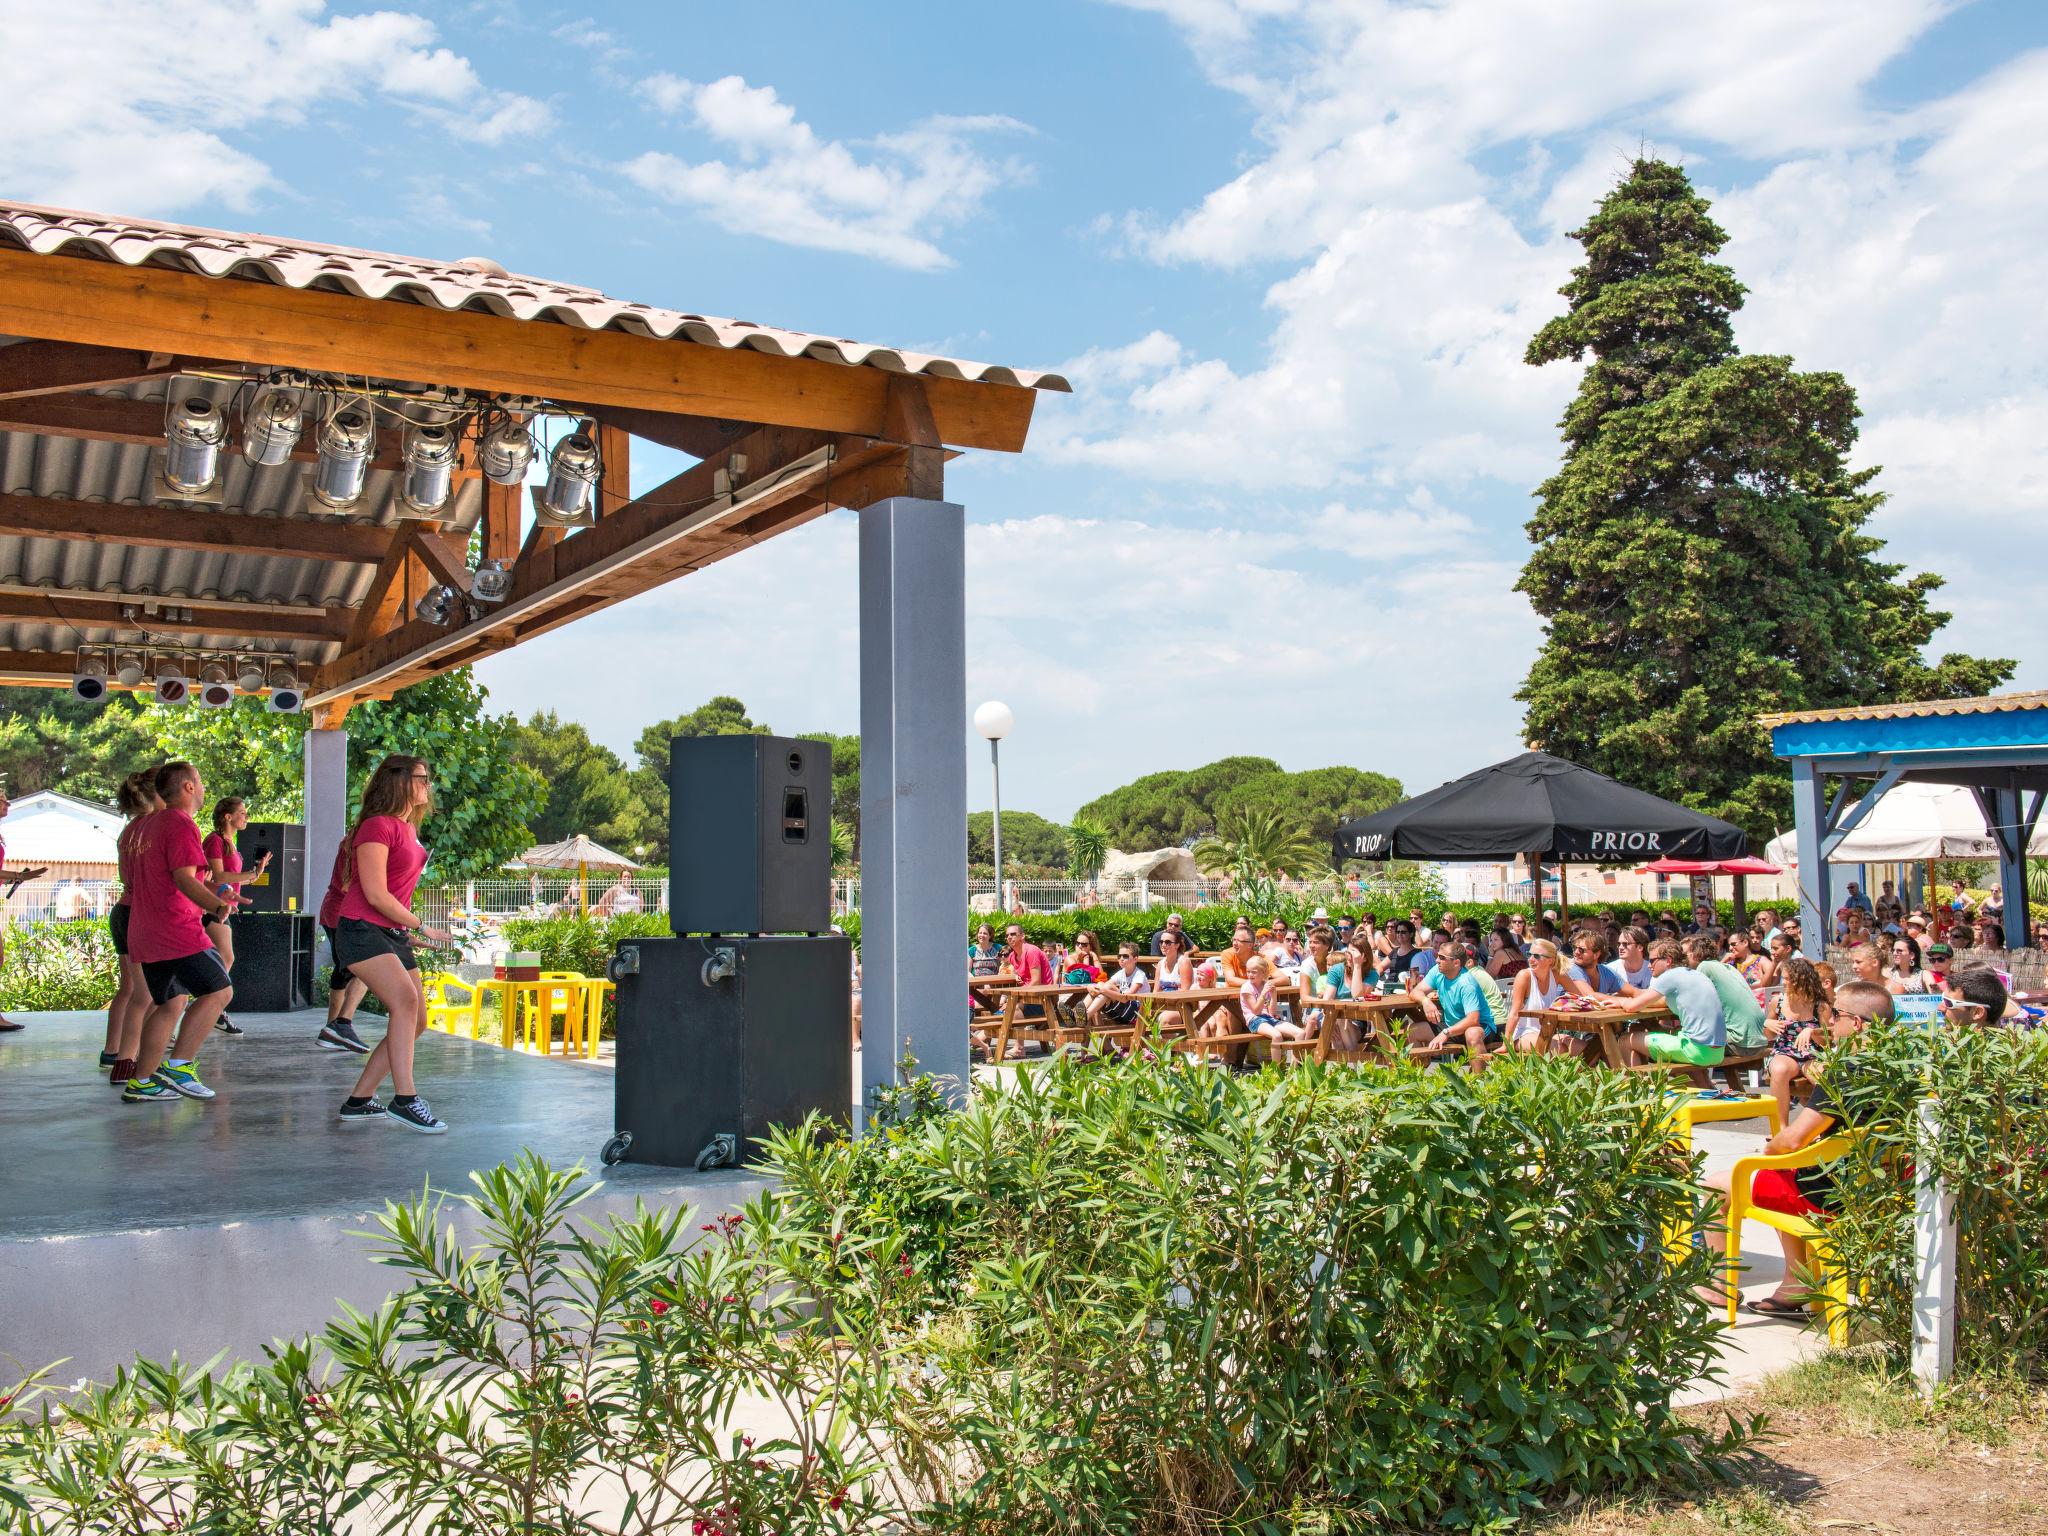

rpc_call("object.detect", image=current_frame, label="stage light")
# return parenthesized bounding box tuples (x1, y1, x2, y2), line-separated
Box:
(538, 431, 599, 525)
(399, 422, 458, 515)
(235, 655, 267, 693)
(193, 659, 234, 709)
(72, 650, 109, 703)
(414, 584, 460, 626)
(311, 405, 374, 508)
(242, 387, 304, 467)
(266, 660, 302, 714)
(469, 558, 511, 603)
(479, 418, 535, 485)
(153, 655, 190, 707)
(113, 649, 146, 688)
(164, 397, 227, 494)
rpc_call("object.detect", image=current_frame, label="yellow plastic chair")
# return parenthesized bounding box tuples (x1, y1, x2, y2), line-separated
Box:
(535, 972, 589, 1056)
(422, 973, 483, 1038)
(1663, 1092, 1782, 1149)
(580, 978, 614, 1058)
(1724, 1133, 1858, 1345)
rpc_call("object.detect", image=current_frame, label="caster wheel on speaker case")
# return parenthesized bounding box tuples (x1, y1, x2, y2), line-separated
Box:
(600, 1132, 633, 1167)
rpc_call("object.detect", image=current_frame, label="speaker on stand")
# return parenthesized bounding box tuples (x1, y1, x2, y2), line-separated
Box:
(234, 822, 305, 914)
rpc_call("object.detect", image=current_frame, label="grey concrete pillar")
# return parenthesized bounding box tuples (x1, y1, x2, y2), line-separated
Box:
(858, 497, 968, 1123)
(303, 727, 348, 916)
(1792, 758, 1829, 960)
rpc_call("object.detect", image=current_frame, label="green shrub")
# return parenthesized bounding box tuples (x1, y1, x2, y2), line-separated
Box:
(1, 1059, 1746, 1534)
(1806, 1019, 2048, 1375)
(764, 1052, 1745, 1531)
(0, 920, 118, 1011)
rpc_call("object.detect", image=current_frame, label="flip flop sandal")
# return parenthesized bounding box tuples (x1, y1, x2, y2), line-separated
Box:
(1742, 1294, 1810, 1317)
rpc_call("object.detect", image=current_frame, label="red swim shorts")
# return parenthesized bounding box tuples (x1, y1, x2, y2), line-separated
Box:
(1748, 1167, 1820, 1218)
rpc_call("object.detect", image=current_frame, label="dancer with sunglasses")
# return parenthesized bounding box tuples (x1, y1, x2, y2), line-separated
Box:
(333, 755, 450, 1132)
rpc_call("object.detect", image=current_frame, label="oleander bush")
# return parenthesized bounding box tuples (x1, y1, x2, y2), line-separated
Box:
(1803, 1018, 2048, 1375)
(0, 1055, 1745, 1535)
(0, 919, 118, 1011)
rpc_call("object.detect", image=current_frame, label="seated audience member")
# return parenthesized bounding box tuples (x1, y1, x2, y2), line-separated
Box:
(1797, 980, 1896, 1094)
(1757, 928, 1796, 989)
(1725, 927, 1767, 987)
(1508, 938, 1567, 1052)
(1299, 926, 1357, 1050)
(1487, 929, 1528, 980)
(1682, 934, 1767, 1060)
(1271, 923, 1306, 976)
(968, 921, 1006, 1013)
(1615, 926, 1652, 989)
(1151, 930, 1196, 1036)
(1533, 914, 1558, 942)
(1220, 926, 1259, 986)
(1087, 944, 1152, 1039)
(1884, 934, 1928, 993)
(1149, 911, 1192, 956)
(1408, 909, 1431, 945)
(1507, 912, 1530, 947)
(994, 922, 1055, 1056)
(1922, 941, 1955, 993)
(1378, 920, 1430, 991)
(1238, 954, 1298, 1041)
(1763, 956, 1828, 1125)
(1410, 941, 1499, 1058)
(1564, 930, 1625, 997)
(1847, 941, 1887, 992)
(1343, 932, 1381, 998)
(1843, 880, 1872, 916)
(1942, 964, 2011, 1029)
(1619, 939, 1726, 1082)
(1979, 919, 2006, 951)
(1461, 940, 1510, 1038)
(1063, 930, 1105, 984)
(1696, 1037, 1886, 1315)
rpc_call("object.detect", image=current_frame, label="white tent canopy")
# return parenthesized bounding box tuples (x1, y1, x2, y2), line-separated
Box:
(1765, 781, 2048, 865)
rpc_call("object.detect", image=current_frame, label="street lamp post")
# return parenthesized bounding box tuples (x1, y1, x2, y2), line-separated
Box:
(974, 701, 1013, 910)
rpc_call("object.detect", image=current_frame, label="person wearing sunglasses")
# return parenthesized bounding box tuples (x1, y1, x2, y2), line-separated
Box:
(1151, 930, 1195, 1038)
(1884, 934, 1928, 994)
(1940, 965, 2010, 1028)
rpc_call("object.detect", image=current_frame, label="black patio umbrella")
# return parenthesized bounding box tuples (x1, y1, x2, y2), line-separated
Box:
(1333, 751, 1747, 866)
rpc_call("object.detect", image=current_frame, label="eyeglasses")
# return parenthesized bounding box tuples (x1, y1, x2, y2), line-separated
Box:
(1160, 936, 1179, 946)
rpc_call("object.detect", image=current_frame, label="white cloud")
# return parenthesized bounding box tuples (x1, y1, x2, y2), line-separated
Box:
(0, 0, 552, 212)
(621, 75, 1030, 270)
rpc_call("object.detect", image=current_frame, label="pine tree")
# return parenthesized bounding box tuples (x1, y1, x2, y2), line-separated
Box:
(1518, 158, 2010, 838)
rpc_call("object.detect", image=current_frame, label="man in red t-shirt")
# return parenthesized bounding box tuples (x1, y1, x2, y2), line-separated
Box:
(124, 762, 239, 1103)
(314, 837, 372, 1053)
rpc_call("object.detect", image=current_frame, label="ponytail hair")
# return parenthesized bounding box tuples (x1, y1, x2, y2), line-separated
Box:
(116, 771, 156, 817)
(213, 796, 245, 833)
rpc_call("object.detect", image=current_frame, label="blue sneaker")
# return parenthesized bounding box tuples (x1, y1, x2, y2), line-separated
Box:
(123, 1076, 180, 1103)
(152, 1063, 216, 1101)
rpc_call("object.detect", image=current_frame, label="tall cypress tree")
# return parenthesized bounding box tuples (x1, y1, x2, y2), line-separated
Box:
(1518, 158, 2010, 838)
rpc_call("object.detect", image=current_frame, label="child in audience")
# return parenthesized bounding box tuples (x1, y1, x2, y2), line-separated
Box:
(1764, 956, 1828, 1127)
(1240, 954, 1297, 1039)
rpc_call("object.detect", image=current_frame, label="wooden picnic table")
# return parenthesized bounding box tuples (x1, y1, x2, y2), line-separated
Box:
(985, 982, 1246, 1061)
(1523, 999, 1673, 1069)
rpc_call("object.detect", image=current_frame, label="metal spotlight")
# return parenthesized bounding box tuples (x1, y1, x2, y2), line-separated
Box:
(470, 558, 512, 603)
(414, 584, 460, 626)
(539, 431, 600, 525)
(399, 422, 458, 515)
(235, 656, 267, 693)
(195, 659, 235, 710)
(113, 649, 146, 688)
(478, 418, 535, 485)
(72, 650, 110, 703)
(153, 655, 190, 707)
(266, 660, 303, 714)
(311, 405, 375, 508)
(242, 387, 305, 467)
(164, 398, 227, 494)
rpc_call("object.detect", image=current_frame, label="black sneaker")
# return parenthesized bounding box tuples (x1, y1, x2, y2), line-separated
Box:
(215, 1014, 244, 1035)
(98, 1050, 119, 1069)
(318, 1018, 371, 1053)
(337, 1098, 386, 1122)
(385, 1097, 447, 1135)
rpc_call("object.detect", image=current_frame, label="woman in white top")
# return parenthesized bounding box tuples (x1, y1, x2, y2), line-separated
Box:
(1509, 938, 1568, 1052)
(1885, 934, 1929, 994)
(1151, 930, 1196, 1036)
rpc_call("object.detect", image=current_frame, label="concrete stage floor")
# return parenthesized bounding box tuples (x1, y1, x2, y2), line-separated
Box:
(0, 1010, 768, 1385)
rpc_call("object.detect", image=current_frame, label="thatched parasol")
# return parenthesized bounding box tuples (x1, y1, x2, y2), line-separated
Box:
(516, 834, 640, 914)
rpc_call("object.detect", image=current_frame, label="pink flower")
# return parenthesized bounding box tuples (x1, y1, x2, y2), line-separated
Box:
(650, 1299, 671, 1316)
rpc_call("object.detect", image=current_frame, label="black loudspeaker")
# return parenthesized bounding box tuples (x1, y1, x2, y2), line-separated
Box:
(667, 735, 832, 935)
(605, 935, 850, 1169)
(230, 912, 317, 1011)
(235, 822, 305, 913)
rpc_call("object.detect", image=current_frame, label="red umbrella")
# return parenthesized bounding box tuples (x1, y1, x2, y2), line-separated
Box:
(1639, 856, 1782, 876)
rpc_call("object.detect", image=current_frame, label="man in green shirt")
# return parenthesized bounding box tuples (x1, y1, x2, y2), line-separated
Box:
(1682, 935, 1766, 1052)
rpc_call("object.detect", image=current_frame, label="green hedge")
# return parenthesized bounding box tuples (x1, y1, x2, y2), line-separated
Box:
(0, 920, 118, 1012)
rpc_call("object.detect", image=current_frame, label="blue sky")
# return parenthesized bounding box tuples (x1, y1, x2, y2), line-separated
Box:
(6, 0, 2044, 826)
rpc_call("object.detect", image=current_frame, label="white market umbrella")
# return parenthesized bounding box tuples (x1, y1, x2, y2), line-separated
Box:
(515, 834, 639, 914)
(1764, 781, 2048, 865)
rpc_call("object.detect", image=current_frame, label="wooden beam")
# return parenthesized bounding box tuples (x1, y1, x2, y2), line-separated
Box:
(408, 528, 472, 594)
(0, 341, 193, 401)
(0, 592, 350, 642)
(0, 493, 394, 562)
(0, 247, 1041, 453)
(571, 404, 745, 460)
(0, 650, 77, 686)
(881, 375, 944, 502)
(348, 527, 427, 648)
(0, 578, 345, 618)
(481, 478, 521, 565)
(0, 391, 404, 468)
(596, 421, 631, 516)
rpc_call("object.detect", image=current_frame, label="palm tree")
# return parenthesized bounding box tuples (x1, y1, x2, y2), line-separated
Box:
(1065, 816, 1109, 880)
(1194, 805, 1322, 886)
(829, 818, 854, 872)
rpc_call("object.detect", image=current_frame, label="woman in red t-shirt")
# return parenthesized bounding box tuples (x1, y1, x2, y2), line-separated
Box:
(201, 797, 271, 1037)
(333, 754, 450, 1134)
(101, 770, 164, 1079)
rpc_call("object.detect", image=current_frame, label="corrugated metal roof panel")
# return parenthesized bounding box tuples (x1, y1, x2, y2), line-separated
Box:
(0, 200, 1071, 392)
(1759, 691, 2048, 728)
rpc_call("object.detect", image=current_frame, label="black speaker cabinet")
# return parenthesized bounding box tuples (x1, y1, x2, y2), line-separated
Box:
(667, 735, 831, 935)
(235, 822, 305, 914)
(231, 912, 317, 1011)
(606, 934, 850, 1169)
